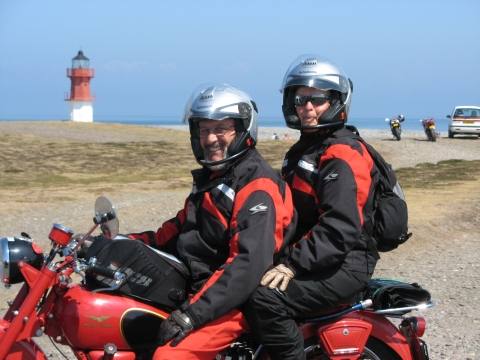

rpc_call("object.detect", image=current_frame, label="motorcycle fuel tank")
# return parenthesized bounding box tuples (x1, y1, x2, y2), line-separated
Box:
(53, 285, 169, 351)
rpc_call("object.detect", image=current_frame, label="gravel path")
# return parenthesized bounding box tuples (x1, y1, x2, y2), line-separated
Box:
(0, 122, 479, 359)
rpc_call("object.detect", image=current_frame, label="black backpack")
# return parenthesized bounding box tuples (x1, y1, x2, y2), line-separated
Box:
(343, 126, 412, 252)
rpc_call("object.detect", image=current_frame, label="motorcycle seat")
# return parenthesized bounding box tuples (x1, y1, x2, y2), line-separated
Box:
(297, 303, 351, 321)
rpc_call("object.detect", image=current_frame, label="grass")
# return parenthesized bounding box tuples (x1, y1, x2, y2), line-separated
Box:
(0, 135, 192, 189)
(0, 131, 478, 191)
(396, 159, 480, 189)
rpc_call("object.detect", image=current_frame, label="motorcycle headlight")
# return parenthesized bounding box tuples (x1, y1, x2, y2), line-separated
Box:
(0, 237, 44, 285)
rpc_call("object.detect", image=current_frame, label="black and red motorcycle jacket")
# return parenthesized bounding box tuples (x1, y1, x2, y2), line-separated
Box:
(281, 127, 379, 276)
(129, 148, 296, 328)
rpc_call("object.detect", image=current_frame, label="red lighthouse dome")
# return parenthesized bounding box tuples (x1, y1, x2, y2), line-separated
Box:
(66, 50, 95, 122)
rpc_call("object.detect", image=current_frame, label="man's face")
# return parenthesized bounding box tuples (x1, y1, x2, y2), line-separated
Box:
(294, 87, 331, 130)
(198, 118, 236, 163)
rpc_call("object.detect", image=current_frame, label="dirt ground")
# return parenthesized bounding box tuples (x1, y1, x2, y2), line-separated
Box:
(0, 122, 479, 359)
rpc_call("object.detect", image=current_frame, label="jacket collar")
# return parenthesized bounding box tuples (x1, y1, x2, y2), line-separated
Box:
(191, 149, 254, 193)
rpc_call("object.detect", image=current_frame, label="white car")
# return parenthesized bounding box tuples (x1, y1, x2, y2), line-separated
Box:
(447, 105, 480, 138)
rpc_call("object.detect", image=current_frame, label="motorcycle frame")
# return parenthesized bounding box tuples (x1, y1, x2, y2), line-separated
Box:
(0, 258, 426, 360)
(0, 262, 55, 359)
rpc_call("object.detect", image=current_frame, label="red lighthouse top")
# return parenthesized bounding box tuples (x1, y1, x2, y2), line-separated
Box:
(66, 50, 95, 102)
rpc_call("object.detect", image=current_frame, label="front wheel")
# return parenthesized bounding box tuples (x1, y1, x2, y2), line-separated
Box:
(3, 340, 47, 360)
(427, 128, 436, 142)
(392, 127, 401, 141)
(448, 130, 454, 138)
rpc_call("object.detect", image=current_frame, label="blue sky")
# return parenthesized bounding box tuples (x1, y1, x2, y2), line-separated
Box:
(0, 0, 479, 123)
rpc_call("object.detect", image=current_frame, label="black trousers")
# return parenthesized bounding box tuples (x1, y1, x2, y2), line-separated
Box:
(244, 267, 371, 360)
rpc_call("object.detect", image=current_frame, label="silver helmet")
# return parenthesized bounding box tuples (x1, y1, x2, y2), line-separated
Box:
(183, 83, 258, 168)
(280, 54, 353, 130)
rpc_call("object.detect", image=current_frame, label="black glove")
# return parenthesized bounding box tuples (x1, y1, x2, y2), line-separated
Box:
(157, 310, 194, 346)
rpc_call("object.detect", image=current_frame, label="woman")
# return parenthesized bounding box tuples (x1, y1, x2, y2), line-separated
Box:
(245, 54, 380, 360)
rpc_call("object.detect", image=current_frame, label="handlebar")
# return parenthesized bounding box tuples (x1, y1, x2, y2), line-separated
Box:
(86, 257, 126, 284)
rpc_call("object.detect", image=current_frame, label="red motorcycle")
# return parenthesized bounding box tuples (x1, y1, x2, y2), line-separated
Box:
(0, 197, 433, 359)
(421, 118, 437, 142)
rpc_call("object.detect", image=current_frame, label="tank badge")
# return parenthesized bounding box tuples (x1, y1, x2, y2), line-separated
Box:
(88, 315, 110, 322)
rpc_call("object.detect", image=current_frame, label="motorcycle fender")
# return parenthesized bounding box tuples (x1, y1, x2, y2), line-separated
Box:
(352, 312, 414, 360)
(317, 318, 372, 359)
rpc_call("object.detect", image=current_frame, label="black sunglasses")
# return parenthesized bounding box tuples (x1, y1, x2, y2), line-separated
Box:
(294, 94, 329, 107)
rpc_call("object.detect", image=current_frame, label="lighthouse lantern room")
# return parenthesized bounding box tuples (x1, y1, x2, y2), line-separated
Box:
(66, 50, 95, 122)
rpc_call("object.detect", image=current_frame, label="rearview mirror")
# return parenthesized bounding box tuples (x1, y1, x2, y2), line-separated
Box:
(94, 196, 119, 240)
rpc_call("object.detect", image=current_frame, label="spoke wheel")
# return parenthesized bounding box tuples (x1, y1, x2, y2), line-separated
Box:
(359, 338, 401, 360)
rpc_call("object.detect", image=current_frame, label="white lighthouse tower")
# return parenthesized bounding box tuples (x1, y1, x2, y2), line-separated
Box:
(65, 50, 94, 122)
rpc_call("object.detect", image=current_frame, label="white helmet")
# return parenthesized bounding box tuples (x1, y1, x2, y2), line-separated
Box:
(183, 83, 258, 168)
(280, 54, 353, 130)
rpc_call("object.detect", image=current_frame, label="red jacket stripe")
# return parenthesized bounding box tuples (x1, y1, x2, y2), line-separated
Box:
(189, 267, 226, 304)
(320, 144, 373, 225)
(154, 204, 187, 247)
(231, 178, 293, 253)
(177, 201, 187, 224)
(154, 219, 181, 247)
(202, 192, 229, 229)
(291, 173, 318, 203)
(189, 235, 238, 304)
(284, 183, 294, 229)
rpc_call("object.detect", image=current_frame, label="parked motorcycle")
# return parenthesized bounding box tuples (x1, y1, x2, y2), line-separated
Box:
(421, 118, 437, 142)
(385, 115, 405, 141)
(0, 196, 433, 359)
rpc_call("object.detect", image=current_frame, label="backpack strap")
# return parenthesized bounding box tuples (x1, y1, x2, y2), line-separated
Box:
(342, 126, 398, 190)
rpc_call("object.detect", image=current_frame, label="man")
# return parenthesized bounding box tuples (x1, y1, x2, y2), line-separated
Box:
(129, 83, 295, 359)
(245, 55, 380, 359)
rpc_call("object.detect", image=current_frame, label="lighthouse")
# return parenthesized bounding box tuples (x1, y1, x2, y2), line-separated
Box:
(66, 50, 94, 122)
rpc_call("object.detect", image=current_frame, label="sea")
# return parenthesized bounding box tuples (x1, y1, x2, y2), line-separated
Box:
(0, 116, 451, 132)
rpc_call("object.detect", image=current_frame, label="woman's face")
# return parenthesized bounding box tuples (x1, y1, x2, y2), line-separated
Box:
(294, 87, 330, 130)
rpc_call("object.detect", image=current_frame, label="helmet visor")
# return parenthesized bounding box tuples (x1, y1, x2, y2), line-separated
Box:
(280, 54, 350, 94)
(283, 75, 348, 94)
(189, 102, 252, 123)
